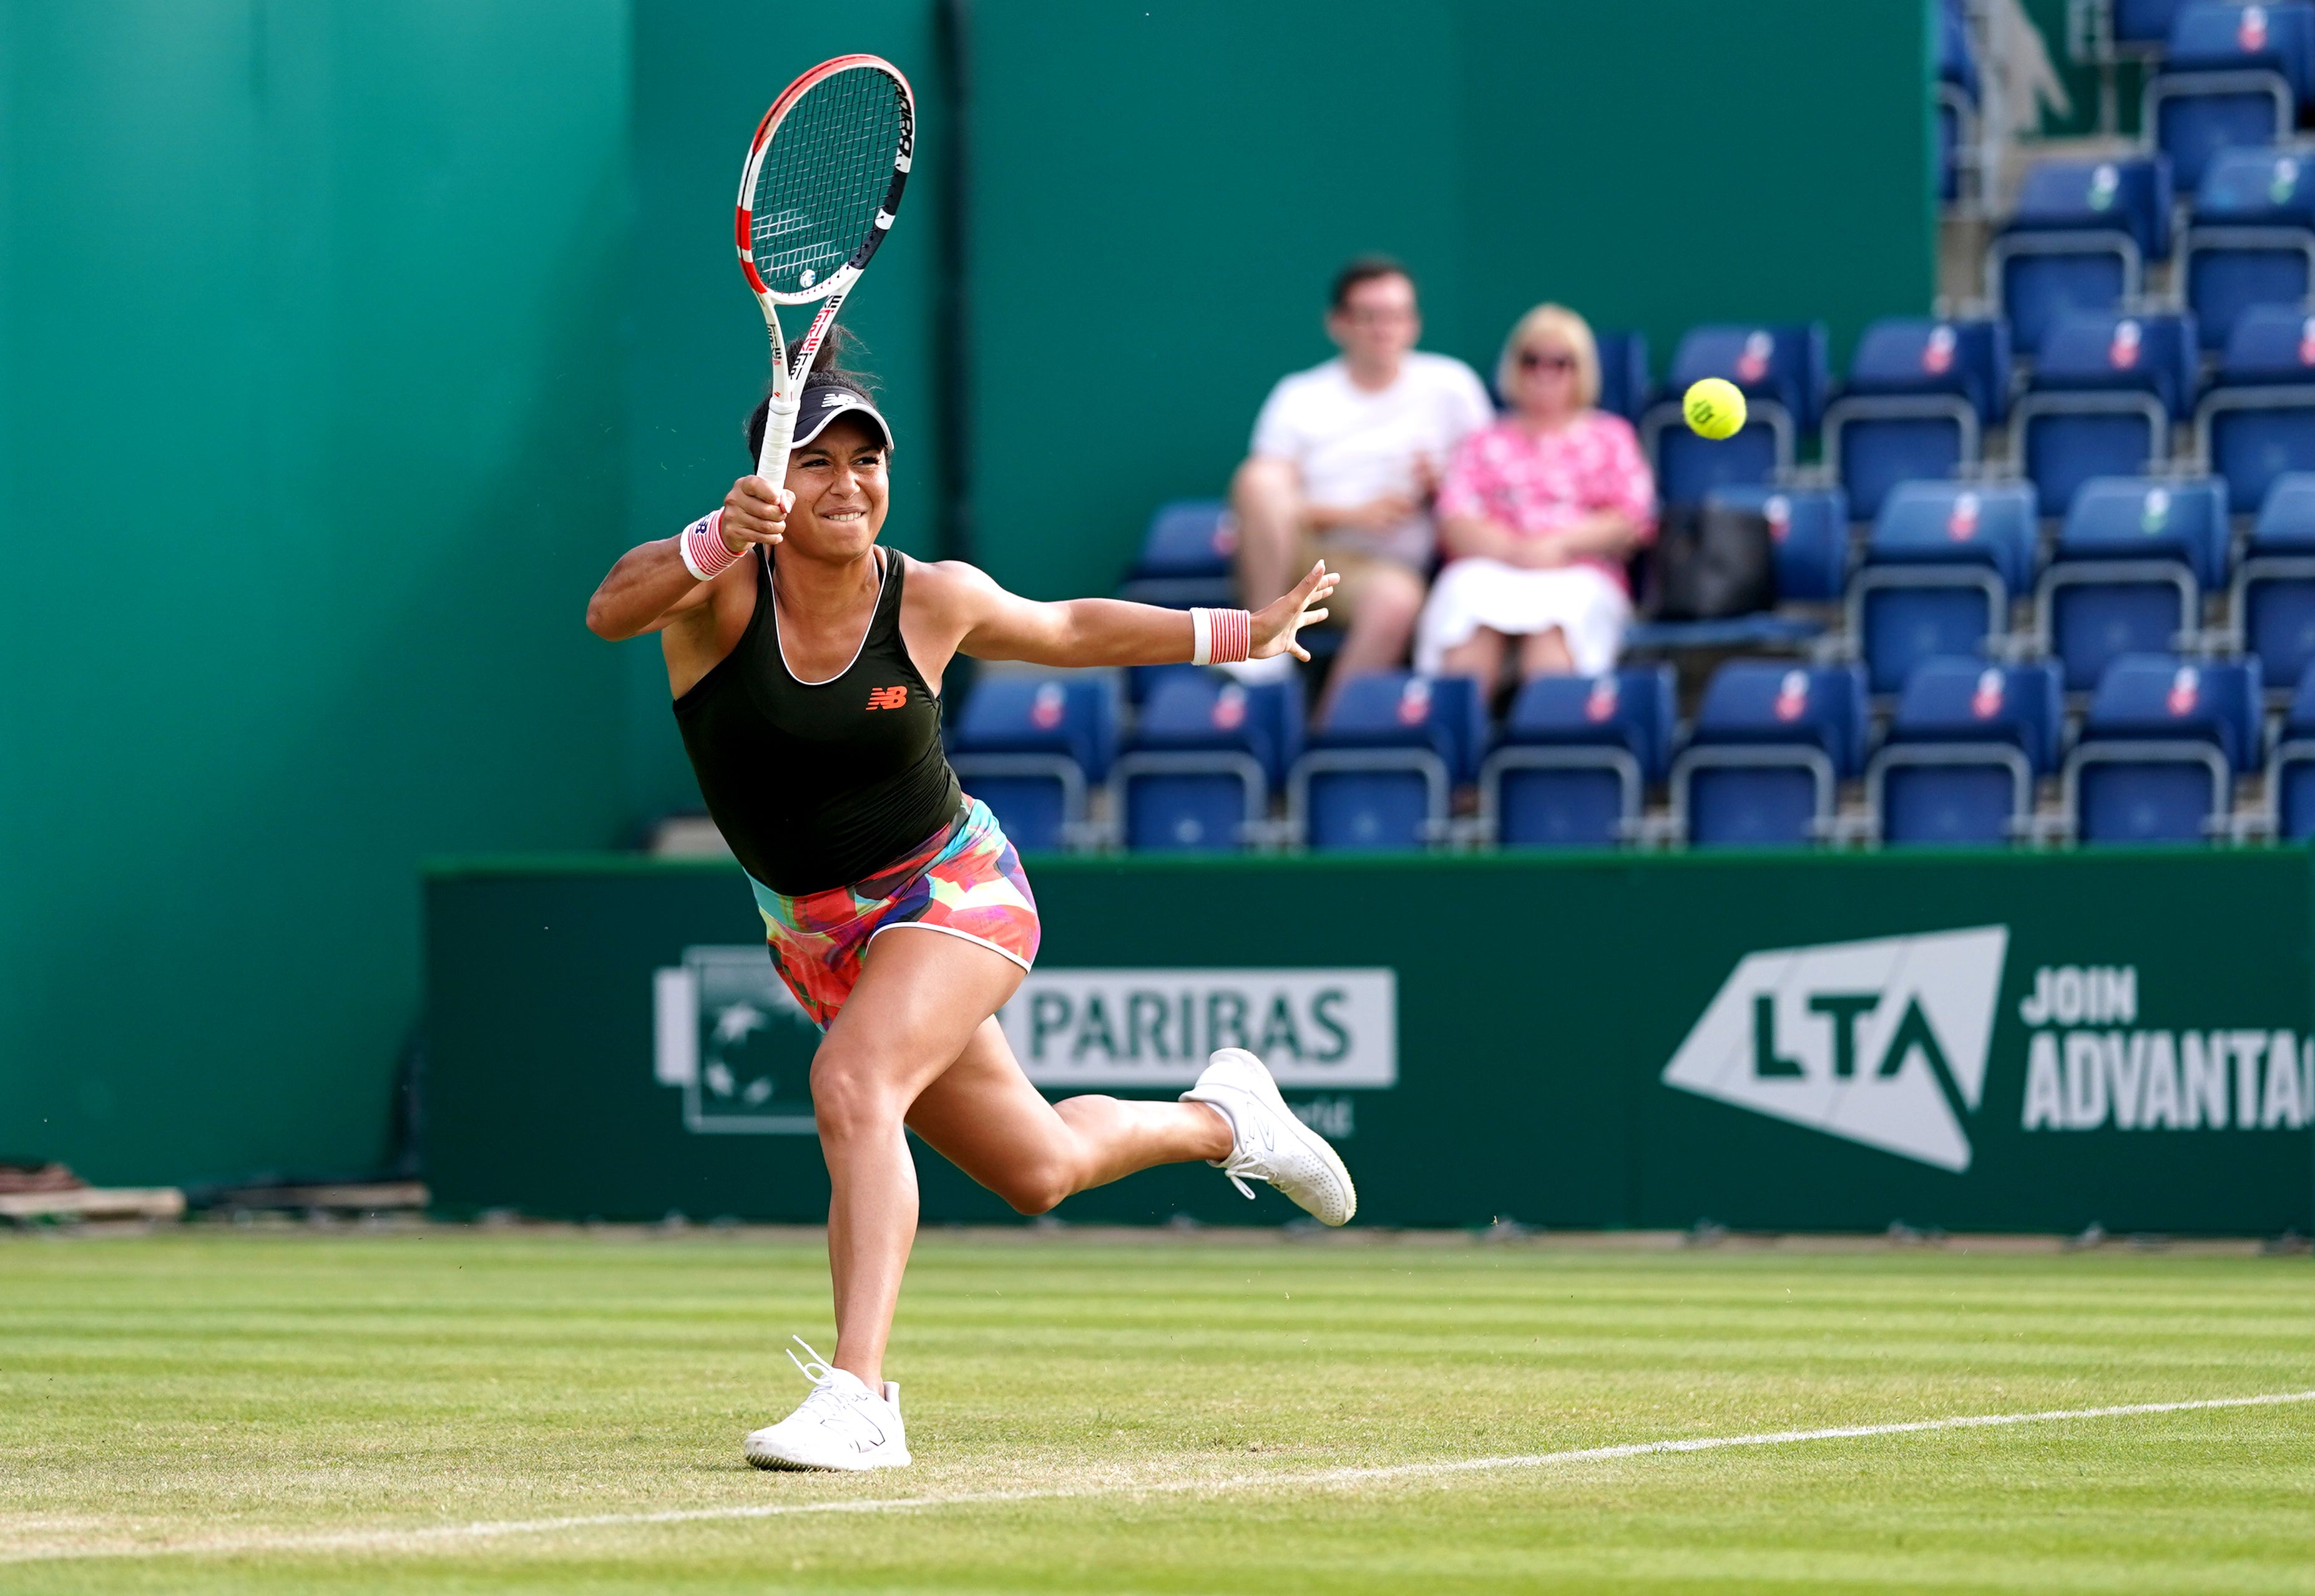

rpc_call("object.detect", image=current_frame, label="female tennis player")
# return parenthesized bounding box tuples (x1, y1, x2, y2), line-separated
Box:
(585, 354, 1354, 1473)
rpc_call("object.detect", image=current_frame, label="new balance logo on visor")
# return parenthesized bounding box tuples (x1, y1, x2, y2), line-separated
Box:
(866, 685, 909, 710)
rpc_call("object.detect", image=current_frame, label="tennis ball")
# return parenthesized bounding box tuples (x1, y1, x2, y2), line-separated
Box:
(1683, 378, 1747, 440)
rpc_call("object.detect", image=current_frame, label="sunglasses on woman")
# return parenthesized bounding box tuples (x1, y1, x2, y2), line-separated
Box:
(1518, 350, 1575, 373)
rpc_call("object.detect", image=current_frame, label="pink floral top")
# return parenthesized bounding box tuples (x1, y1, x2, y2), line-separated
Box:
(1433, 411, 1658, 594)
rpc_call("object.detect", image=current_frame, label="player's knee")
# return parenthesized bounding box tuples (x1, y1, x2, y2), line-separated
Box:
(808, 1049, 893, 1141)
(997, 1160, 1075, 1217)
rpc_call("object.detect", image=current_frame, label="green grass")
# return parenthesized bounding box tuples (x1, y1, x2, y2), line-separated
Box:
(2, 1226, 2313, 1594)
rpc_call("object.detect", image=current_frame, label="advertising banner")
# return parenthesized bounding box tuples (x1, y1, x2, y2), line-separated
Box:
(424, 850, 2314, 1233)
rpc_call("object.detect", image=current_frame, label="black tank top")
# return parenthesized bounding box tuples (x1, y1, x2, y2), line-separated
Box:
(673, 547, 962, 896)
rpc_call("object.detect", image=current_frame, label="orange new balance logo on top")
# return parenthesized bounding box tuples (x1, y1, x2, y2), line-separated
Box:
(866, 686, 909, 710)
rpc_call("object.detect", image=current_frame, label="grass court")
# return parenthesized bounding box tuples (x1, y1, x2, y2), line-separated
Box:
(3, 1226, 2312, 1594)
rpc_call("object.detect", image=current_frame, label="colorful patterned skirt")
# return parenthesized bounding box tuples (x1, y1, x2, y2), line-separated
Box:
(748, 796, 1040, 1031)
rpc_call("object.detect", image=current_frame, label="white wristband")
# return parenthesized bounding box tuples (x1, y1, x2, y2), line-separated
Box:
(1189, 607, 1251, 665)
(678, 509, 744, 582)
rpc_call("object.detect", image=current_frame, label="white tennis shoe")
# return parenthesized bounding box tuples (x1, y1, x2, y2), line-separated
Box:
(743, 1337, 911, 1472)
(1181, 1048, 1357, 1226)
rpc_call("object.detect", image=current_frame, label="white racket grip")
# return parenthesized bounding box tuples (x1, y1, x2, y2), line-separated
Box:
(756, 392, 801, 482)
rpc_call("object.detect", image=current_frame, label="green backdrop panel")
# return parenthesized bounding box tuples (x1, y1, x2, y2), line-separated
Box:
(424, 849, 2313, 1235)
(964, 0, 1937, 600)
(0, 2, 632, 1187)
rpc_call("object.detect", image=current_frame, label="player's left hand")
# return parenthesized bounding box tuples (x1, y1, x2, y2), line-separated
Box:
(1251, 560, 1340, 663)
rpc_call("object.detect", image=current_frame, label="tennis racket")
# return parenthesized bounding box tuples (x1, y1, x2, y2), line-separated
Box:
(735, 55, 916, 482)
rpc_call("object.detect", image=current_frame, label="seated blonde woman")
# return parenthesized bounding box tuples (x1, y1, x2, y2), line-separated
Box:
(1416, 304, 1656, 685)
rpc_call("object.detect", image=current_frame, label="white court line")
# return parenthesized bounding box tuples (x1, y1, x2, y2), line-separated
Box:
(9, 1388, 2313, 1564)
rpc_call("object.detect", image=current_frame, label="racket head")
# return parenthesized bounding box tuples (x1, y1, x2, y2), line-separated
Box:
(735, 56, 914, 308)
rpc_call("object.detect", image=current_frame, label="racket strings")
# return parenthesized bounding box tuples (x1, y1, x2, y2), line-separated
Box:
(750, 67, 906, 297)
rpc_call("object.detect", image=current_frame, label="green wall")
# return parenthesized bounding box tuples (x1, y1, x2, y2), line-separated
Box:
(0, 2, 632, 1186)
(965, 0, 1938, 600)
(1, 2, 1945, 1190)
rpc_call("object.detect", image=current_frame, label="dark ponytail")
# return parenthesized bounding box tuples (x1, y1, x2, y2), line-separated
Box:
(745, 322, 880, 462)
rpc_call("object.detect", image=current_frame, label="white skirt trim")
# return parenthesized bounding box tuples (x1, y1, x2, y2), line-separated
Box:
(1414, 559, 1632, 677)
(867, 919, 1035, 974)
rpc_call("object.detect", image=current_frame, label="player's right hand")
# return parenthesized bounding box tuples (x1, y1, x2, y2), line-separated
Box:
(720, 476, 792, 551)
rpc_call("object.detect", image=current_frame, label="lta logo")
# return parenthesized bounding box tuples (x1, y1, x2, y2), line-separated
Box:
(1660, 928, 2009, 1172)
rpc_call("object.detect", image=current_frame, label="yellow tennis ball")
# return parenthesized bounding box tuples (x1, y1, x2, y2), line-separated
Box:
(1683, 378, 1747, 440)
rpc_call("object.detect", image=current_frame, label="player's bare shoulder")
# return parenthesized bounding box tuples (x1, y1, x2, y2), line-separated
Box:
(899, 556, 1009, 627)
(896, 557, 1009, 678)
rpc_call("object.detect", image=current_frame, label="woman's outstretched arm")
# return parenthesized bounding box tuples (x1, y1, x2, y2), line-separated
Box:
(924, 558, 1338, 668)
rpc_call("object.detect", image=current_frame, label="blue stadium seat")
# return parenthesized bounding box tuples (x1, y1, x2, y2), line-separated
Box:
(1849, 482, 2039, 695)
(2147, 4, 2311, 191)
(2066, 654, 2261, 841)
(1289, 673, 1485, 851)
(2196, 304, 2315, 511)
(1869, 659, 2064, 846)
(1937, 95, 1962, 207)
(2233, 471, 2315, 690)
(2168, 1, 2315, 103)
(1478, 667, 1676, 849)
(1822, 317, 2011, 519)
(1113, 670, 1299, 852)
(2035, 475, 2227, 691)
(1593, 330, 1651, 424)
(1640, 323, 1829, 504)
(1705, 482, 1851, 602)
(2118, 0, 2191, 44)
(1936, 0, 1980, 206)
(2264, 662, 2315, 835)
(1113, 500, 1239, 609)
(2014, 311, 2197, 517)
(1672, 662, 1867, 848)
(949, 675, 1119, 851)
(1988, 157, 2173, 353)
(2183, 146, 2315, 353)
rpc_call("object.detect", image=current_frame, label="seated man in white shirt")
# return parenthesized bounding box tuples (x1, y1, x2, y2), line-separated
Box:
(1233, 258, 1495, 715)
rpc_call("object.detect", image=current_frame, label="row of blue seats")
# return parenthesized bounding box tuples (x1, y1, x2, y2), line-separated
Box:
(1662, 303, 2315, 517)
(1573, 650, 2301, 849)
(2088, 0, 2313, 78)
(1428, 300, 2315, 517)
(1989, 146, 2315, 353)
(945, 647, 2315, 852)
(1839, 474, 2311, 697)
(1123, 471, 2315, 699)
(2087, 1, 2315, 192)
(1824, 305, 2315, 521)
(950, 668, 1467, 853)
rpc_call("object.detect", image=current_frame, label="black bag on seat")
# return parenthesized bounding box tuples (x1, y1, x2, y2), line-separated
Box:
(1642, 501, 1775, 620)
